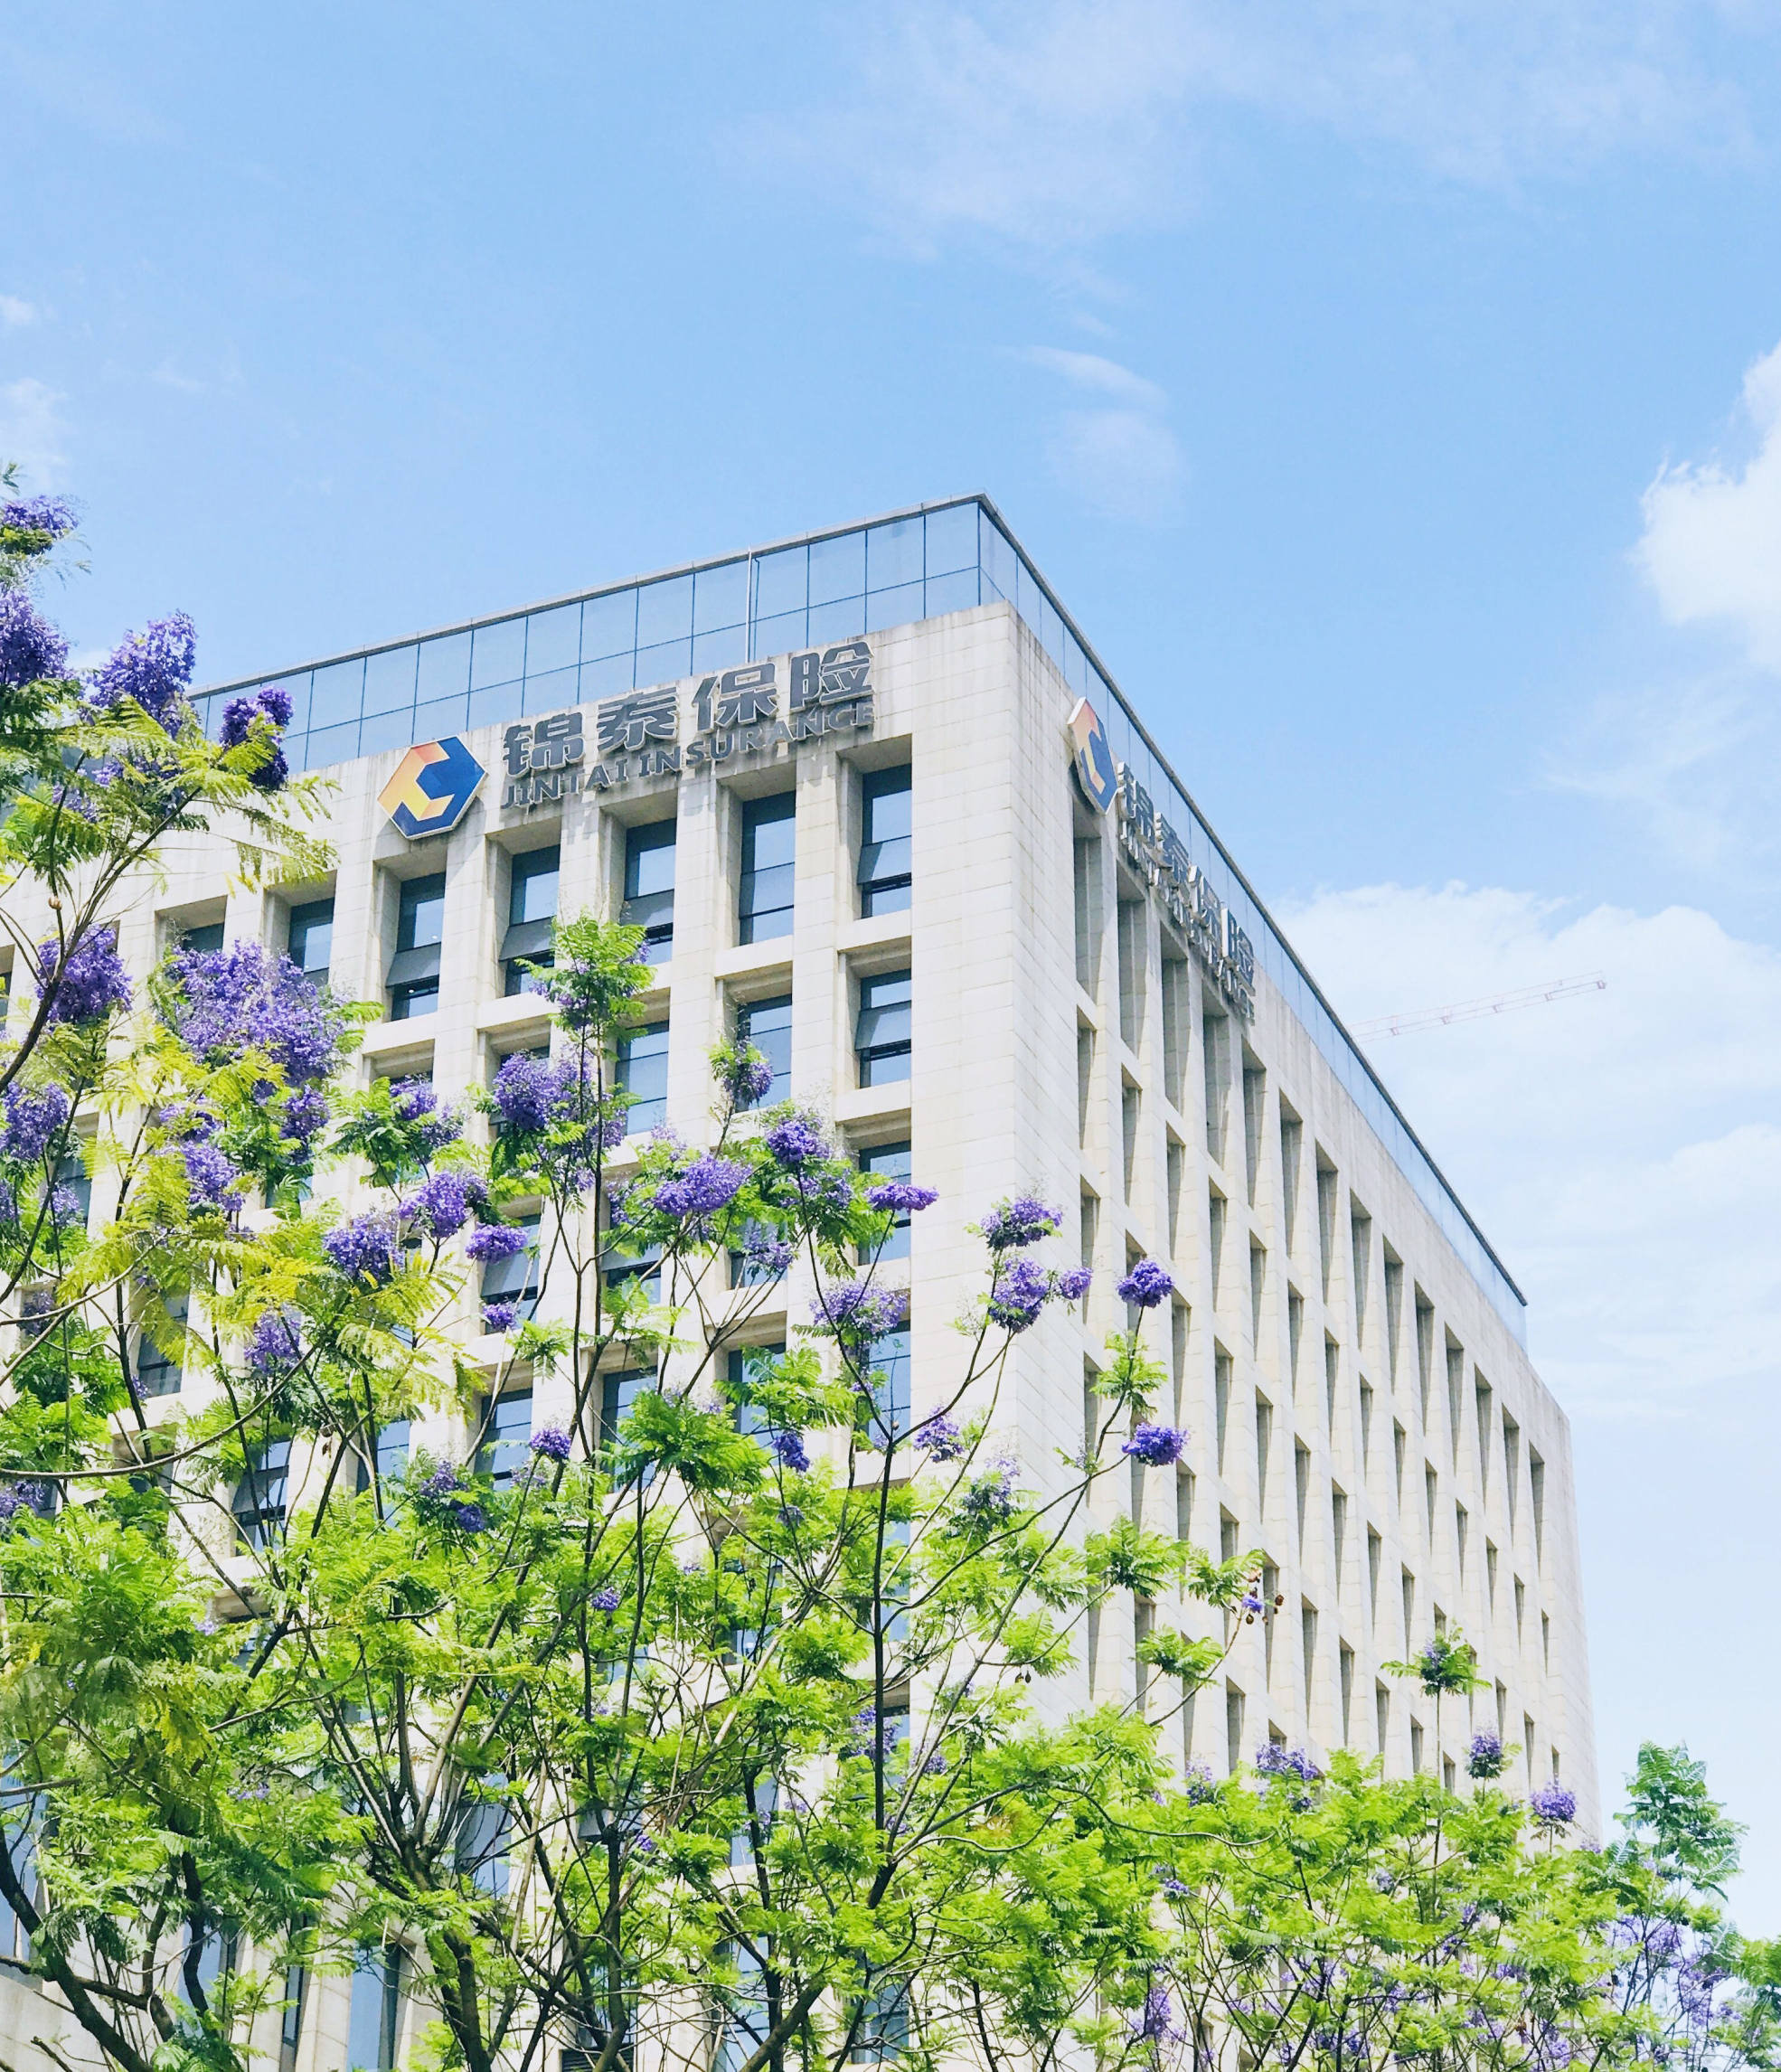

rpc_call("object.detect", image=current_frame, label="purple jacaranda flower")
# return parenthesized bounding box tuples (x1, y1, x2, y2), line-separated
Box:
(0, 589, 69, 689)
(1123, 1422, 1187, 1466)
(256, 683, 295, 728)
(764, 1115, 830, 1169)
(1531, 1781, 1577, 1826)
(482, 1302, 520, 1333)
(1117, 1257, 1174, 1309)
(246, 1306, 304, 1376)
(0, 1082, 72, 1163)
(913, 1415, 965, 1461)
(491, 1052, 561, 1133)
(0, 1481, 49, 1527)
(591, 1584, 621, 1611)
(956, 1463, 1018, 1529)
(767, 1427, 810, 1473)
(977, 1195, 1060, 1248)
(40, 926, 131, 1024)
(0, 1181, 14, 1223)
(811, 1281, 908, 1341)
(655, 1154, 749, 1219)
(1053, 1266, 1093, 1301)
(1256, 1744, 1321, 1784)
(450, 1502, 488, 1533)
(390, 1077, 462, 1154)
(988, 1257, 1050, 1333)
(1, 495, 78, 542)
(741, 1227, 794, 1279)
(866, 1180, 938, 1214)
(183, 1141, 243, 1211)
(530, 1426, 572, 1462)
(85, 612, 196, 732)
(465, 1221, 529, 1262)
(1160, 1873, 1192, 1898)
(1240, 1591, 1266, 1616)
(1133, 1983, 1181, 2044)
(218, 692, 289, 789)
(47, 1184, 81, 1224)
(721, 1049, 774, 1107)
(401, 1169, 477, 1239)
(162, 942, 339, 1084)
(921, 1750, 947, 1776)
(1467, 1730, 1507, 1779)
(281, 1086, 329, 1147)
(323, 1213, 401, 1287)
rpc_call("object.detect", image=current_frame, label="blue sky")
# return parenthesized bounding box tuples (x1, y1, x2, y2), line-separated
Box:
(12, 0, 1781, 1912)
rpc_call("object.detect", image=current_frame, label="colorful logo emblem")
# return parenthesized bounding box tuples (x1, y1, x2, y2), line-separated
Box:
(378, 737, 486, 839)
(1067, 698, 1117, 815)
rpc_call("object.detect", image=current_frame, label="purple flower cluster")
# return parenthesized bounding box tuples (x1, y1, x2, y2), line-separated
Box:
(1183, 1762, 1218, 1804)
(721, 1049, 775, 1107)
(163, 942, 339, 1084)
(1467, 1731, 1507, 1779)
(85, 612, 197, 733)
(281, 1086, 329, 1149)
(956, 1463, 1018, 1529)
(530, 1425, 573, 1462)
(218, 685, 292, 791)
(1255, 1744, 1321, 1784)
(491, 1052, 566, 1133)
(1117, 1258, 1174, 1309)
(415, 1463, 488, 1534)
(988, 1257, 1050, 1333)
(914, 1415, 966, 1462)
(1133, 1983, 1181, 2044)
(590, 1584, 622, 1612)
(400, 1169, 480, 1239)
(41, 927, 131, 1025)
(0, 1481, 49, 1526)
(1054, 1266, 1093, 1301)
(979, 1196, 1060, 1248)
(0, 1082, 71, 1163)
(246, 1307, 304, 1376)
(1, 494, 77, 542)
(390, 1078, 462, 1154)
(465, 1221, 529, 1263)
(764, 1115, 830, 1169)
(1123, 1422, 1187, 1466)
(740, 1228, 794, 1279)
(0, 590, 69, 690)
(866, 1180, 938, 1215)
(323, 1213, 401, 1287)
(481, 1302, 520, 1333)
(811, 1281, 908, 1342)
(1531, 1780, 1577, 1827)
(490, 1053, 621, 1182)
(183, 1141, 243, 1211)
(767, 1427, 810, 1473)
(654, 1154, 749, 1220)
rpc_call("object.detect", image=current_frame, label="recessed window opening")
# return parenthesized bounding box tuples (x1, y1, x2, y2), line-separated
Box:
(740, 793, 796, 942)
(858, 766, 912, 916)
(856, 969, 911, 1086)
(389, 872, 446, 1020)
(622, 819, 677, 965)
(503, 845, 561, 994)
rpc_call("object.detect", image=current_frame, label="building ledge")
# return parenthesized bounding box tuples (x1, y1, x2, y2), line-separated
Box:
(834, 1081, 913, 1127)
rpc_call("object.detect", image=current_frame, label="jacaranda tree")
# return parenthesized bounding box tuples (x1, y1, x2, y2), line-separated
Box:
(0, 483, 1771, 2072)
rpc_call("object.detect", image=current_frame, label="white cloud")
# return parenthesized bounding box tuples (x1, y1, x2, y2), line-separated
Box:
(0, 297, 36, 328)
(834, 0, 1764, 254)
(1022, 345, 1182, 518)
(0, 377, 68, 487)
(1279, 881, 1781, 1409)
(1638, 341, 1781, 671)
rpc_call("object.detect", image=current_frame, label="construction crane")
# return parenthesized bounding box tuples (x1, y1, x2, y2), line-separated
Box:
(1352, 974, 1606, 1042)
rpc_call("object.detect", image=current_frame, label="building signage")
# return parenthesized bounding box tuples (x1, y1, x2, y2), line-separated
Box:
(378, 735, 486, 838)
(1115, 764, 1256, 1020)
(499, 639, 875, 810)
(1070, 701, 1255, 1020)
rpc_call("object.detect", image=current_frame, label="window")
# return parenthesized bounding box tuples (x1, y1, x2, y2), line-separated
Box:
(727, 1343, 786, 1440)
(356, 1420, 410, 1494)
(1340, 1643, 1354, 1742)
(859, 1141, 913, 1259)
(1530, 1449, 1546, 1566)
(617, 1020, 669, 1132)
(478, 1390, 532, 1490)
(482, 1213, 541, 1314)
(1214, 1348, 1231, 1465)
(181, 921, 225, 955)
(864, 1331, 910, 1446)
(137, 1295, 187, 1399)
(279, 1964, 307, 2072)
(599, 1368, 655, 1453)
(851, 1980, 910, 2062)
(856, 970, 911, 1086)
(287, 898, 334, 984)
(455, 1783, 513, 1896)
(388, 872, 445, 1019)
(605, 1232, 663, 1301)
(54, 1149, 90, 1227)
(346, 1948, 401, 2072)
(622, 819, 676, 964)
(1278, 1107, 1302, 1251)
(503, 845, 560, 994)
(1331, 1488, 1347, 1587)
(858, 765, 911, 915)
(233, 1439, 290, 1550)
(1224, 1684, 1245, 1775)
(740, 794, 796, 942)
(1367, 1529, 1382, 1615)
(736, 994, 791, 1107)
(728, 1223, 785, 1289)
(716, 1944, 770, 2072)
(729, 1776, 778, 1870)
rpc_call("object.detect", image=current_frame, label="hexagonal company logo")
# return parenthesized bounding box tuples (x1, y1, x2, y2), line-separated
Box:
(1067, 697, 1117, 815)
(378, 737, 487, 839)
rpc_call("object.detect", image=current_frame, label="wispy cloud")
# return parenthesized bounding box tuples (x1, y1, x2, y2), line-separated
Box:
(0, 377, 68, 487)
(1020, 344, 1182, 519)
(0, 297, 36, 329)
